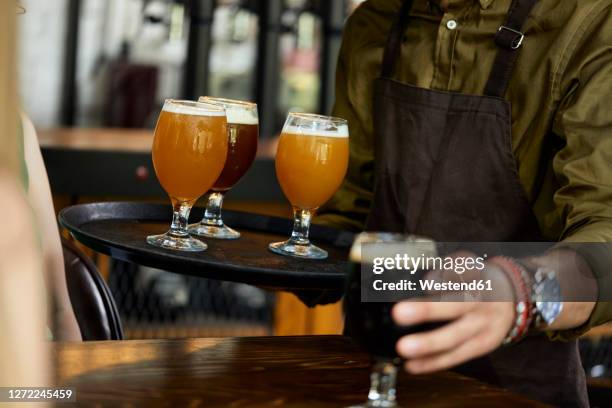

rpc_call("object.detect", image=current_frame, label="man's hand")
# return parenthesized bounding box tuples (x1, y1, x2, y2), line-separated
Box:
(392, 252, 515, 374)
(392, 300, 514, 374)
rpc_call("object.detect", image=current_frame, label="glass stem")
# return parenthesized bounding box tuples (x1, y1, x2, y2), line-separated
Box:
(367, 360, 399, 407)
(289, 207, 313, 246)
(169, 200, 193, 238)
(203, 192, 225, 227)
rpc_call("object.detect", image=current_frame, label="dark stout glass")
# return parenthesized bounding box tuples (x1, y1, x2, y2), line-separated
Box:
(343, 233, 438, 407)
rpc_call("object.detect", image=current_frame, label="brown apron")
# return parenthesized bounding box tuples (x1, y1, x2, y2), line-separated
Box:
(365, 0, 588, 406)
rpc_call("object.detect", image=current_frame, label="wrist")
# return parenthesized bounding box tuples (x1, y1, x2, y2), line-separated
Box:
(488, 256, 534, 344)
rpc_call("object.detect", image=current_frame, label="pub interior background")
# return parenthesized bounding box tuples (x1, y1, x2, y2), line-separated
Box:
(22, 0, 363, 339)
(18, 0, 612, 397)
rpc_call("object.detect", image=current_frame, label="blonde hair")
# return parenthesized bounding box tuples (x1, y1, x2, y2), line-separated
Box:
(0, 1, 19, 177)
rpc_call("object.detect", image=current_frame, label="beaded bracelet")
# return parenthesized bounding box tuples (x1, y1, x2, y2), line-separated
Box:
(488, 256, 533, 345)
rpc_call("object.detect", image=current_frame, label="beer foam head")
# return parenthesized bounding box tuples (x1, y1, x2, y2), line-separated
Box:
(283, 113, 349, 138)
(283, 124, 349, 138)
(198, 97, 258, 125)
(163, 100, 226, 117)
(225, 108, 259, 125)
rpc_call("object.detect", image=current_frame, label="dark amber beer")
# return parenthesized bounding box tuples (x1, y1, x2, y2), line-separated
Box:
(211, 117, 258, 192)
(189, 97, 259, 240)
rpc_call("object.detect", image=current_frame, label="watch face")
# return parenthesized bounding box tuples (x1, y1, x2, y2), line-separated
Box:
(534, 270, 563, 325)
(536, 299, 563, 325)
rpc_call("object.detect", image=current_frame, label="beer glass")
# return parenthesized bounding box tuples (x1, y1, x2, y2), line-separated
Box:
(269, 113, 349, 259)
(344, 233, 437, 408)
(147, 99, 228, 252)
(189, 97, 259, 239)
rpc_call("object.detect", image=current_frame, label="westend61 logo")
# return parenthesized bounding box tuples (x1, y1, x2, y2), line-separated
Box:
(372, 253, 487, 275)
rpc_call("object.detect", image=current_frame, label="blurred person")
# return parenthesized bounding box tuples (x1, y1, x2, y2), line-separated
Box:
(15, 2, 81, 341)
(0, 172, 50, 391)
(0, 0, 50, 390)
(319, 0, 612, 405)
(21, 114, 81, 341)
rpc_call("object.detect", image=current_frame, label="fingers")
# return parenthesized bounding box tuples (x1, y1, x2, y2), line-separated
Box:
(395, 302, 515, 374)
(396, 315, 481, 359)
(392, 301, 477, 325)
(403, 332, 498, 374)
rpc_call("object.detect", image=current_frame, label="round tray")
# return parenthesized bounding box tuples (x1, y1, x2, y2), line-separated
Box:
(59, 202, 355, 290)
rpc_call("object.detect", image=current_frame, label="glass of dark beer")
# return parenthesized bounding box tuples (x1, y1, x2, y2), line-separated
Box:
(344, 233, 437, 408)
(188, 97, 259, 240)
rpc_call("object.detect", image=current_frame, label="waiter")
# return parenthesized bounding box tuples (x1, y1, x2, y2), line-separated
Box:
(318, 0, 612, 406)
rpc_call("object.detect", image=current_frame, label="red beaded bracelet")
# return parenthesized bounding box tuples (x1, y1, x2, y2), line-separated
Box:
(488, 256, 533, 345)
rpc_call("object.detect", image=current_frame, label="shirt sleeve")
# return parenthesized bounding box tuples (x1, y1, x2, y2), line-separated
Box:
(316, 11, 375, 232)
(548, 8, 612, 339)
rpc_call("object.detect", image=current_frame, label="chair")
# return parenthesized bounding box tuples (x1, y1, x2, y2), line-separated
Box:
(62, 237, 124, 340)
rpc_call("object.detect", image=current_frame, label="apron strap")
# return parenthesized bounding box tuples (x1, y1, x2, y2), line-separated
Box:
(380, 0, 414, 78)
(484, 0, 539, 98)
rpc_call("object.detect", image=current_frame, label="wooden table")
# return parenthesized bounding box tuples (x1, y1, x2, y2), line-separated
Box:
(54, 336, 547, 407)
(38, 128, 279, 157)
(38, 128, 155, 153)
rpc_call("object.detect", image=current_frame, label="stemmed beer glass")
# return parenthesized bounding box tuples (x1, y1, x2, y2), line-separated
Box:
(269, 113, 349, 259)
(189, 97, 259, 239)
(147, 99, 228, 252)
(344, 233, 438, 407)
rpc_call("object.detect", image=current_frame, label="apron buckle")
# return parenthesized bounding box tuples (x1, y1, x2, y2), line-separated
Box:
(495, 26, 525, 50)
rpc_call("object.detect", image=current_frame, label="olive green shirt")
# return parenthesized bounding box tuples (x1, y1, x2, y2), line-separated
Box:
(320, 0, 612, 336)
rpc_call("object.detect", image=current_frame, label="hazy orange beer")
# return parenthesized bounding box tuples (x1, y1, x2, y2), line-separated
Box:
(270, 113, 349, 259)
(152, 103, 228, 202)
(275, 130, 349, 210)
(147, 99, 228, 252)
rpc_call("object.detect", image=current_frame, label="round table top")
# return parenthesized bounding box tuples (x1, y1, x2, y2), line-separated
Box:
(59, 202, 355, 290)
(54, 336, 548, 407)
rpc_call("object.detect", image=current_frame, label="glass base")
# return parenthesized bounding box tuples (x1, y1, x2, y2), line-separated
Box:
(347, 402, 399, 408)
(347, 360, 400, 408)
(188, 222, 241, 240)
(268, 240, 328, 259)
(146, 232, 207, 252)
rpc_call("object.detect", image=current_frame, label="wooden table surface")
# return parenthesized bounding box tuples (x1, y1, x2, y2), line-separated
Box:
(38, 128, 155, 153)
(38, 128, 278, 158)
(54, 336, 547, 407)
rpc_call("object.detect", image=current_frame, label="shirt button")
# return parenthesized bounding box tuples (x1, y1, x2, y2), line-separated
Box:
(446, 19, 458, 30)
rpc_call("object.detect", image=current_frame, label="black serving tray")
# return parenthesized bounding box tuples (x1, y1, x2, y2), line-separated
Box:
(59, 202, 355, 290)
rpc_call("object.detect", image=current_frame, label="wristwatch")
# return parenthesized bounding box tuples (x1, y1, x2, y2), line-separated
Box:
(531, 267, 563, 328)
(490, 257, 565, 344)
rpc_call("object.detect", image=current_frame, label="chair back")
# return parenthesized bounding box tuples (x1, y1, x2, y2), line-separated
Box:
(62, 238, 124, 340)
